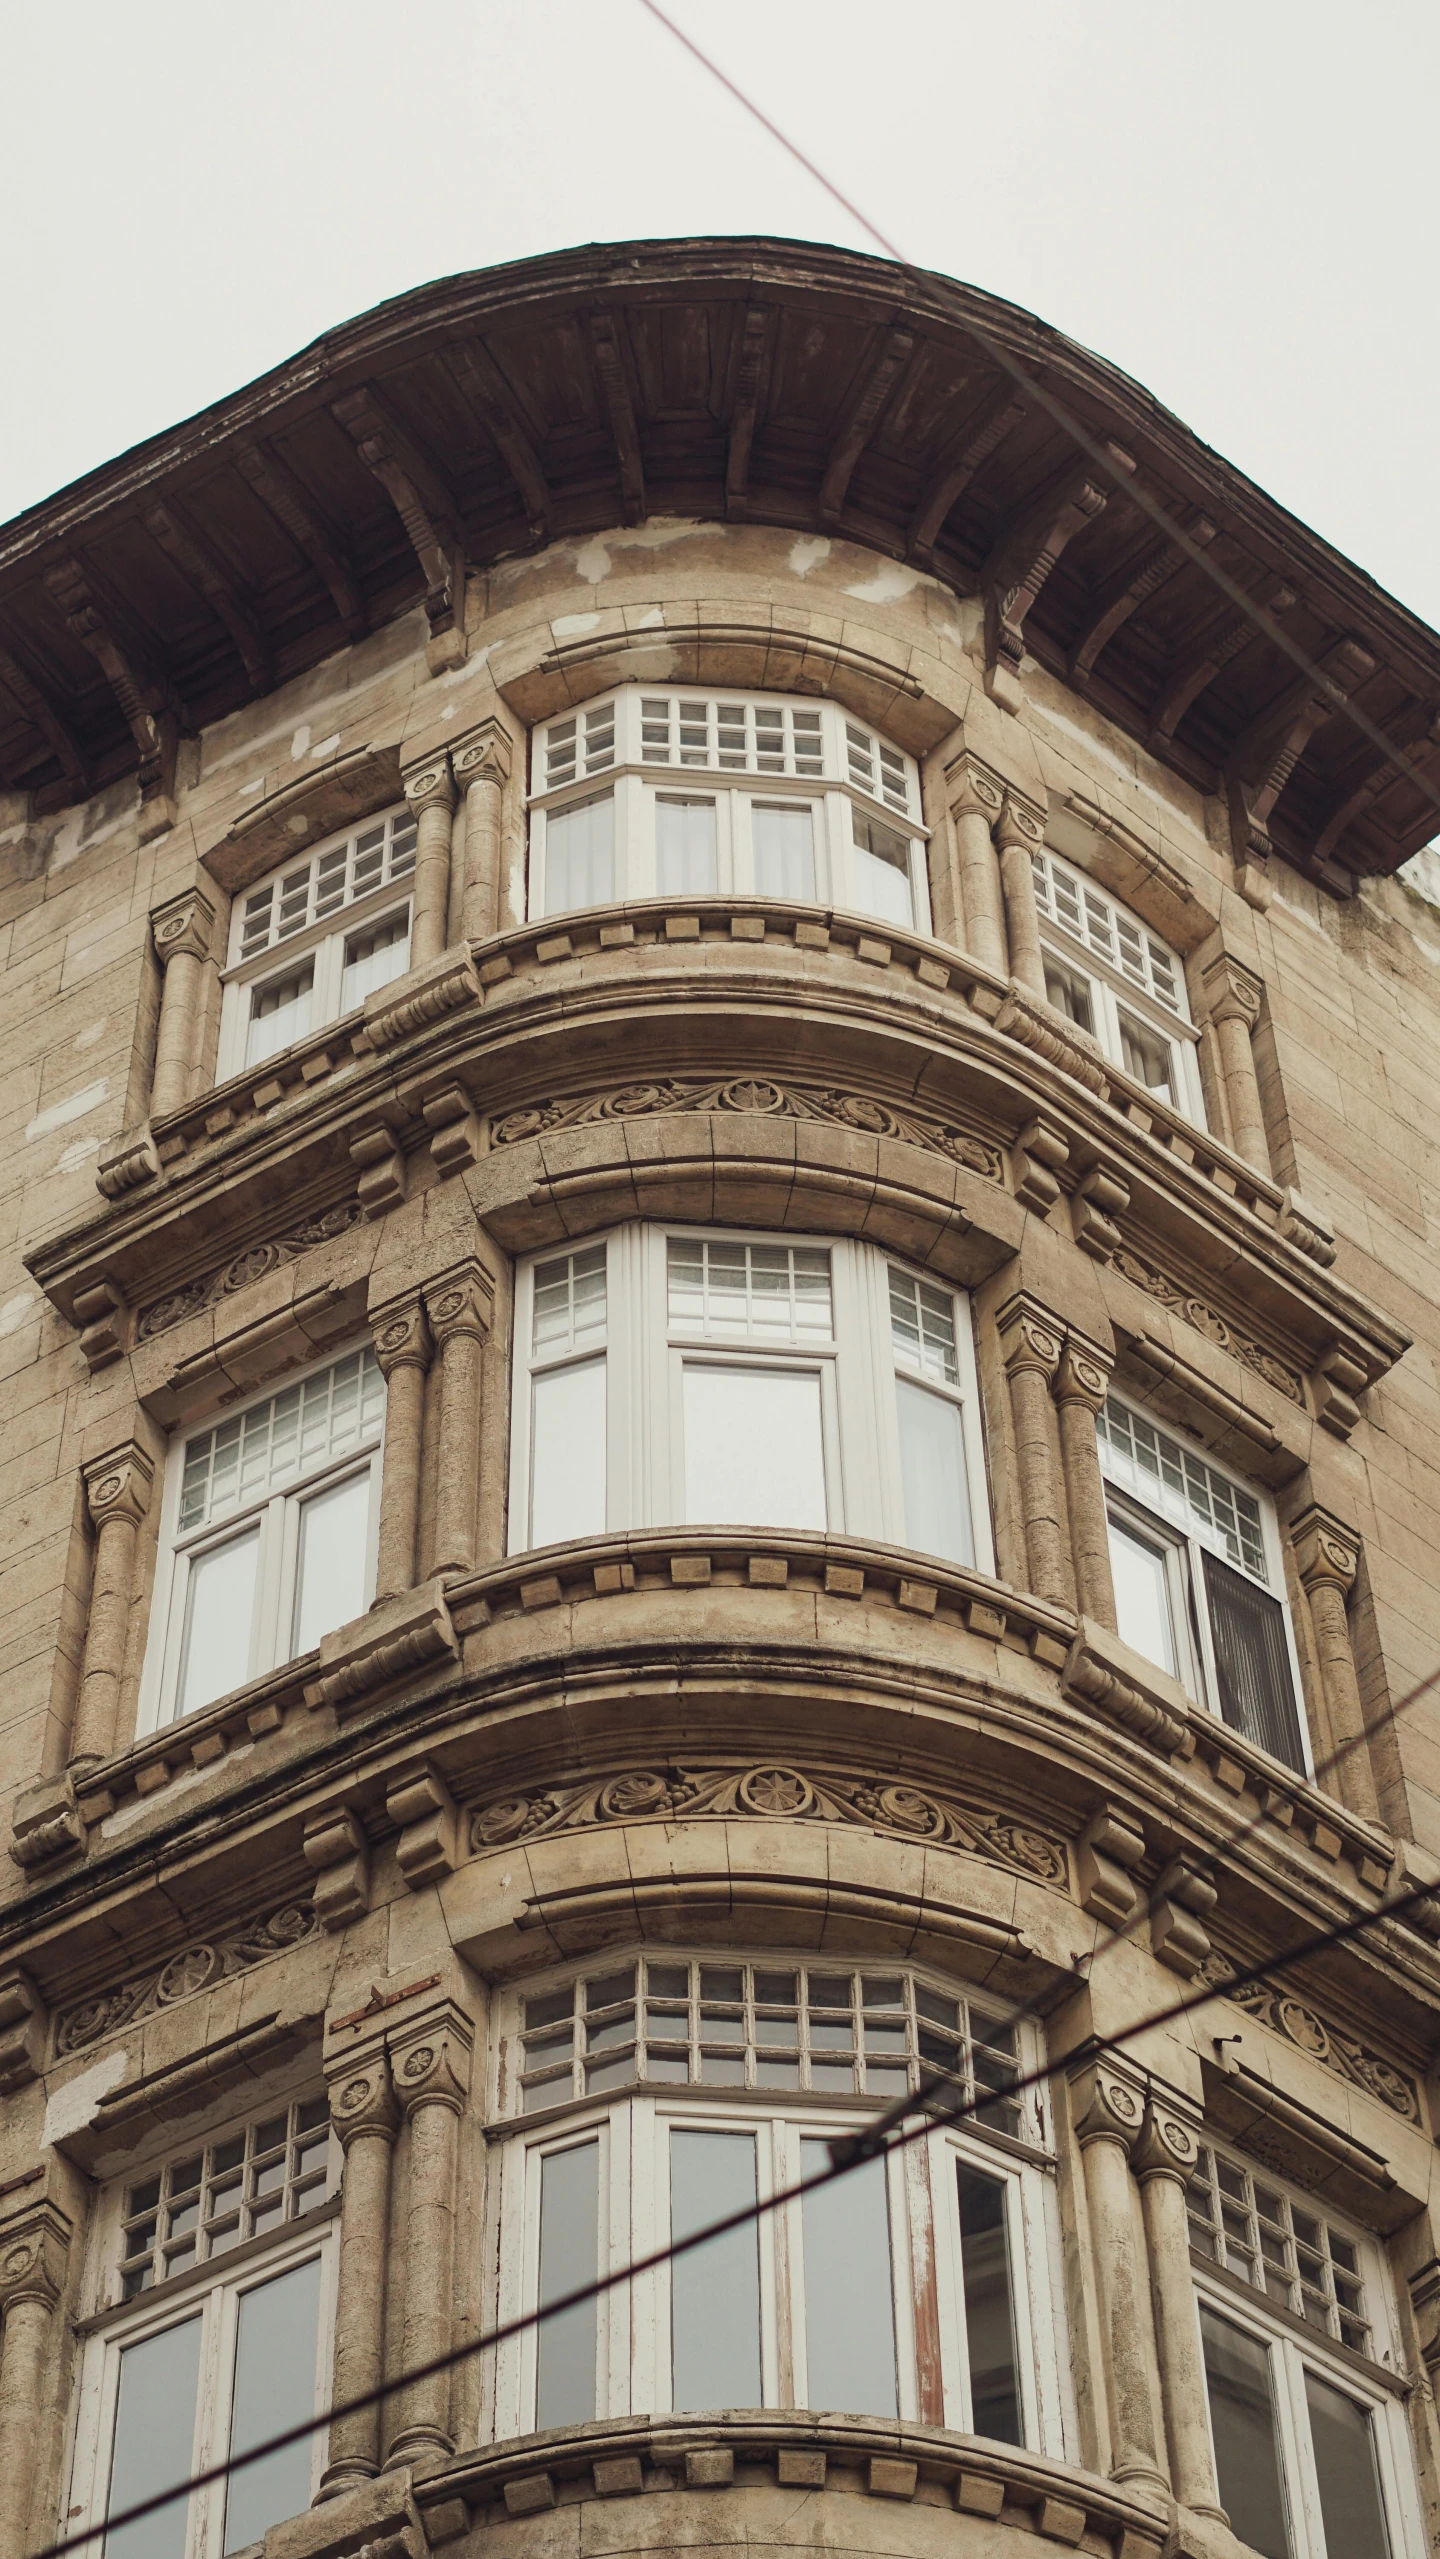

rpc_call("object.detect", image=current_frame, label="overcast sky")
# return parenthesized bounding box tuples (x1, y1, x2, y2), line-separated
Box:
(3, 1, 1437, 630)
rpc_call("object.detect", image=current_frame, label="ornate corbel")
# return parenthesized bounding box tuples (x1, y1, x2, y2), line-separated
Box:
(1311, 1343, 1368, 1440)
(1070, 513, 1216, 685)
(43, 556, 177, 837)
(386, 1761, 462, 1889)
(909, 385, 1026, 562)
(1010, 1113, 1070, 1214)
(0, 1971, 49, 2092)
(588, 312, 645, 525)
(349, 1120, 408, 1220)
(725, 305, 772, 519)
(981, 449, 1135, 712)
(71, 1278, 130, 1372)
(1149, 1858, 1216, 1977)
(817, 323, 914, 525)
(95, 1122, 161, 1199)
(1224, 636, 1376, 885)
(1074, 1806, 1146, 1928)
(1071, 1160, 1130, 1261)
(303, 1805, 372, 1930)
(331, 387, 468, 671)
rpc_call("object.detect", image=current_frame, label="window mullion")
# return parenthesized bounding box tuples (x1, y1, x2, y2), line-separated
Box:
(900, 2128, 941, 2425)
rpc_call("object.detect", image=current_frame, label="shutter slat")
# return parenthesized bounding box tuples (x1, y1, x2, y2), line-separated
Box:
(1201, 1549, 1305, 1772)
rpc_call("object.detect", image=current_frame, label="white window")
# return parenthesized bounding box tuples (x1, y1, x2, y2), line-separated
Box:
(67, 2095, 337, 2558)
(1188, 2143, 1422, 2558)
(1096, 1392, 1307, 1773)
(215, 807, 417, 1081)
(487, 1954, 1067, 2455)
(508, 1226, 989, 1571)
(1030, 845, 1205, 1126)
(139, 1346, 385, 1731)
(527, 689, 931, 936)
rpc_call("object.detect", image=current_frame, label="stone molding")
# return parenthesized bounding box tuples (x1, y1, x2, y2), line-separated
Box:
(993, 980, 1110, 1094)
(303, 1579, 460, 1718)
(136, 1197, 365, 1340)
(53, 1901, 319, 2058)
(1197, 1947, 1419, 2120)
(1061, 1621, 1194, 1759)
(470, 1760, 1067, 1886)
(363, 946, 479, 1049)
(488, 1073, 1005, 1183)
(517, 1868, 1031, 1962)
(1111, 1241, 1305, 1402)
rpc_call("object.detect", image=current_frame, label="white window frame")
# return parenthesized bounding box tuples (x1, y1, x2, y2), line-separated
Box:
(485, 1967, 1067, 2456)
(1031, 843, 1205, 1128)
(1192, 2261, 1423, 2559)
(527, 687, 932, 937)
(1097, 1390, 1310, 1774)
(507, 1223, 991, 1572)
(67, 2193, 338, 2557)
(137, 1342, 385, 1737)
(216, 804, 418, 1082)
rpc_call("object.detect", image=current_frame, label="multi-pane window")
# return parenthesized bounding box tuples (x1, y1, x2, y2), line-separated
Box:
(1030, 845, 1204, 1125)
(67, 2103, 337, 2559)
(1188, 2145, 1417, 2559)
(140, 1346, 385, 1730)
(215, 807, 417, 1081)
(528, 688, 930, 935)
(488, 1953, 1063, 2455)
(517, 1959, 1023, 2141)
(1096, 1391, 1307, 1772)
(508, 1225, 990, 1572)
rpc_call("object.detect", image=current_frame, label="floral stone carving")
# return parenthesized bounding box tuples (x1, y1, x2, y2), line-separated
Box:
(1198, 1949, 1418, 2119)
(489, 1077, 1005, 1182)
(55, 1902, 320, 2057)
(1112, 1243, 1305, 1403)
(136, 1199, 366, 1340)
(470, 1760, 1067, 1886)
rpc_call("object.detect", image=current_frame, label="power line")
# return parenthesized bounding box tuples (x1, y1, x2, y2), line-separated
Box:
(45, 1652, 1440, 2557)
(636, 0, 1440, 848)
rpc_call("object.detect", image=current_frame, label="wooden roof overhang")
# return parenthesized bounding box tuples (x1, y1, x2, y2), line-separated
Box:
(3, 237, 1437, 890)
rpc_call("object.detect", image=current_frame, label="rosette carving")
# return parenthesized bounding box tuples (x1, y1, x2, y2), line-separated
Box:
(1197, 1950, 1418, 2118)
(489, 1075, 1003, 1181)
(54, 1901, 319, 2057)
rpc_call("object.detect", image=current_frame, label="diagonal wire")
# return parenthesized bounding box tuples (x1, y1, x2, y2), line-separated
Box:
(636, 0, 1440, 843)
(43, 1647, 1440, 2557)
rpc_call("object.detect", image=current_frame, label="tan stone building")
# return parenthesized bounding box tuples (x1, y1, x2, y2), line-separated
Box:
(0, 239, 1438, 2559)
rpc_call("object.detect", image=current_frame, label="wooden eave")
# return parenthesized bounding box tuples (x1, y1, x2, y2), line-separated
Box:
(2, 239, 1438, 886)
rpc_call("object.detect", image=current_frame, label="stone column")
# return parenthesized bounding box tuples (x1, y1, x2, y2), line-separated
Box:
(371, 1297, 433, 1602)
(944, 754, 1007, 972)
(997, 1298, 1068, 1607)
(149, 887, 216, 1119)
(1293, 1507, 1381, 1822)
(422, 1263, 495, 1580)
(386, 2026, 471, 2471)
(69, 1444, 154, 1769)
(1069, 2062, 1166, 2493)
(996, 790, 1048, 1000)
(0, 2204, 70, 2559)
(319, 2053, 400, 2498)
(403, 755, 457, 971)
(1201, 956, 1270, 1175)
(453, 719, 514, 945)
(1054, 1337, 1118, 1629)
(1133, 2103, 1227, 2521)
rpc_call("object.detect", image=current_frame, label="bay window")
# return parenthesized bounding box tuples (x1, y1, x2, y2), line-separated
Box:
(1030, 845, 1204, 1126)
(66, 2096, 336, 2557)
(140, 1346, 385, 1730)
(216, 806, 417, 1080)
(489, 1954, 1064, 2451)
(1096, 1392, 1307, 1773)
(1188, 2142, 1419, 2557)
(528, 688, 931, 934)
(508, 1226, 989, 1569)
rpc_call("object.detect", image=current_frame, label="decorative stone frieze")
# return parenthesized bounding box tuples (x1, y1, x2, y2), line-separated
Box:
(1196, 1947, 1419, 2119)
(1110, 1241, 1306, 1401)
(489, 1074, 1005, 1183)
(136, 1197, 366, 1339)
(53, 1901, 319, 2056)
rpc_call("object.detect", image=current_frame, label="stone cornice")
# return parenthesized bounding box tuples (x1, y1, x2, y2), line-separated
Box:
(25, 908, 1407, 1397)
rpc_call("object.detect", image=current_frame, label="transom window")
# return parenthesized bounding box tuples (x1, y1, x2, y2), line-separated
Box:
(119, 2097, 333, 2300)
(529, 688, 930, 935)
(487, 1952, 1064, 2457)
(1187, 2143, 1368, 2355)
(141, 1346, 385, 1731)
(509, 1224, 989, 1574)
(215, 805, 417, 1082)
(517, 1958, 1023, 2141)
(1097, 1391, 1306, 1773)
(1030, 844, 1204, 1126)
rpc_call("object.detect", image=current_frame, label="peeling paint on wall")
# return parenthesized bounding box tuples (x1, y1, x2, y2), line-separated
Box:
(843, 563, 923, 605)
(788, 536, 832, 578)
(43, 2044, 131, 2144)
(25, 1079, 108, 1143)
(0, 1290, 38, 1339)
(552, 613, 602, 639)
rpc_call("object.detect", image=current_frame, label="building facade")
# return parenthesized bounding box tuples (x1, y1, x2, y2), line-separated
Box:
(0, 240, 1438, 2559)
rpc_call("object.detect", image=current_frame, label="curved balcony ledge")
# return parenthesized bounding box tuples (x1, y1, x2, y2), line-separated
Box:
(31, 899, 1404, 1407)
(404, 2411, 1170, 2559)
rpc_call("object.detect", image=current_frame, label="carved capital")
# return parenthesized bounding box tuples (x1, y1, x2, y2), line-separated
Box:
(995, 790, 1046, 855)
(1054, 1335, 1113, 1412)
(150, 886, 216, 969)
(326, 2051, 401, 2148)
(1201, 952, 1263, 1029)
(401, 753, 456, 819)
(1068, 2056, 1146, 2153)
(1132, 2098, 1202, 2185)
(371, 1295, 433, 1379)
(945, 751, 1005, 827)
(452, 717, 513, 791)
(423, 1260, 495, 1349)
(83, 1442, 154, 1533)
(0, 2202, 71, 2312)
(1291, 1503, 1360, 1596)
(996, 1293, 1062, 1381)
(392, 2023, 471, 2117)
